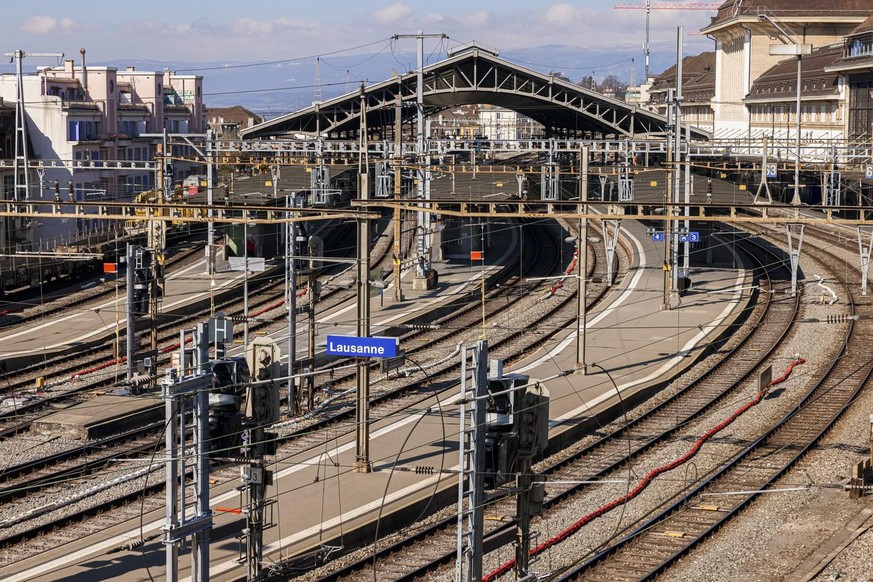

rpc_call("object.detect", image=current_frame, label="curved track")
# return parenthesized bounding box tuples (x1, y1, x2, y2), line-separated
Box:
(0, 216, 602, 565)
(308, 232, 796, 581)
(552, 240, 869, 581)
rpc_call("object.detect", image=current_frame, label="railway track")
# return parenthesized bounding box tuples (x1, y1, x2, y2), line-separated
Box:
(0, 240, 205, 331)
(303, 216, 587, 397)
(305, 232, 795, 581)
(0, 220, 362, 428)
(0, 422, 165, 507)
(0, 217, 505, 512)
(0, 216, 611, 566)
(551, 239, 868, 581)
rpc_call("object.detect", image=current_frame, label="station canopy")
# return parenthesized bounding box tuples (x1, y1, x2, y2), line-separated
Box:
(241, 45, 710, 141)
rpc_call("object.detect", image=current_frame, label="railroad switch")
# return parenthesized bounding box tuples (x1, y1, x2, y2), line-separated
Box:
(848, 414, 873, 499)
(485, 515, 514, 523)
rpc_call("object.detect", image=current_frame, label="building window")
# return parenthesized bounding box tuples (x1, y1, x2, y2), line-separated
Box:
(68, 120, 97, 141)
(849, 73, 873, 139)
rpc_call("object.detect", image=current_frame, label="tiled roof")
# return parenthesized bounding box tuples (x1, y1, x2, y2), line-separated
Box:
(204, 105, 263, 125)
(649, 52, 716, 102)
(747, 44, 843, 100)
(850, 14, 873, 34)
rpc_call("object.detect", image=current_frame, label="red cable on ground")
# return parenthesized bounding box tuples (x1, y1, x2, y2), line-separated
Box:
(250, 298, 286, 318)
(71, 357, 125, 379)
(73, 337, 200, 379)
(160, 342, 181, 354)
(235, 290, 306, 321)
(548, 249, 579, 296)
(72, 291, 302, 379)
(482, 357, 806, 582)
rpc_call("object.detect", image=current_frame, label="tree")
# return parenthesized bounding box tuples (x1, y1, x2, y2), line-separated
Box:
(577, 75, 595, 90)
(598, 74, 628, 98)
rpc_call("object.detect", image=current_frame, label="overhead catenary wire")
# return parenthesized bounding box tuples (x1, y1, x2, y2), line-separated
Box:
(173, 38, 395, 73)
(3, 179, 852, 492)
(482, 357, 807, 582)
(3, 236, 844, 580)
(6, 252, 852, 582)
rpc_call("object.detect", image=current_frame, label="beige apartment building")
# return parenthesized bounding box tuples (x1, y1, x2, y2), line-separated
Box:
(0, 55, 204, 246)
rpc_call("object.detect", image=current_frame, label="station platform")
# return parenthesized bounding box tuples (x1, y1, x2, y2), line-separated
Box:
(0, 257, 250, 369)
(31, 394, 163, 440)
(18, 222, 514, 441)
(1, 220, 756, 582)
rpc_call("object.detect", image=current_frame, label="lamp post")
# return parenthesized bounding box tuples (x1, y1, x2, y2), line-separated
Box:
(576, 229, 587, 375)
(759, 14, 812, 206)
(577, 146, 589, 374)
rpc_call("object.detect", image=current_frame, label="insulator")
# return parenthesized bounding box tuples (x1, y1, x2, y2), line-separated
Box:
(121, 539, 145, 551)
(129, 374, 152, 386)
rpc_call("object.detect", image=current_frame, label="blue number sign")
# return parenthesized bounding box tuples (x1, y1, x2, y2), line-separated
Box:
(679, 232, 700, 243)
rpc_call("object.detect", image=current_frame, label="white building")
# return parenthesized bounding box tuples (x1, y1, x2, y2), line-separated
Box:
(479, 105, 540, 141)
(0, 56, 204, 247)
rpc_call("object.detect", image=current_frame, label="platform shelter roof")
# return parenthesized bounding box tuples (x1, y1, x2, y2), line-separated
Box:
(241, 46, 710, 141)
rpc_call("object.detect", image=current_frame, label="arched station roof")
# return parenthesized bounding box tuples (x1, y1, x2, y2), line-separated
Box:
(241, 46, 710, 140)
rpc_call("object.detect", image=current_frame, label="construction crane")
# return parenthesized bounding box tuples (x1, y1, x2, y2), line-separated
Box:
(614, 1, 721, 80)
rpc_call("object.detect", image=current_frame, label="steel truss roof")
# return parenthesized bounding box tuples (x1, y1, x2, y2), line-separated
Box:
(242, 48, 710, 141)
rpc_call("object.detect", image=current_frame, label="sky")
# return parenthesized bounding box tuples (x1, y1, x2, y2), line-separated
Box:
(3, 1, 715, 67)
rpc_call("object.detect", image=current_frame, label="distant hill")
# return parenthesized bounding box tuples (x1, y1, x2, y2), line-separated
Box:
(0, 43, 696, 119)
(185, 43, 686, 118)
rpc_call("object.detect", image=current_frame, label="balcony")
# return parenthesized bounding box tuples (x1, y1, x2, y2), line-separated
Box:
(117, 102, 150, 112)
(846, 35, 873, 59)
(61, 100, 100, 112)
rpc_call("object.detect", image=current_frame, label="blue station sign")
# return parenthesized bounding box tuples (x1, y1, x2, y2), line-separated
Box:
(679, 232, 700, 243)
(326, 335, 398, 359)
(651, 232, 700, 243)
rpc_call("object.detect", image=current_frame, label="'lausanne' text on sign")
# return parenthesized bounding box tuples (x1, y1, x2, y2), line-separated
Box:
(326, 335, 398, 359)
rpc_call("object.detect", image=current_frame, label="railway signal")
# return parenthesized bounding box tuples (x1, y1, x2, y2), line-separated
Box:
(513, 380, 549, 578)
(242, 337, 281, 581)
